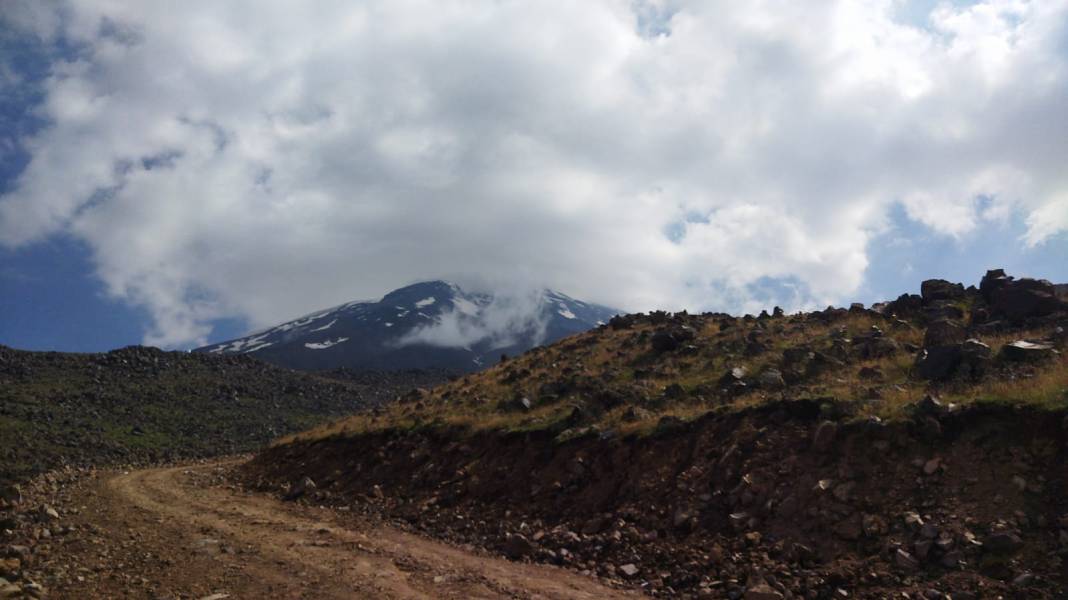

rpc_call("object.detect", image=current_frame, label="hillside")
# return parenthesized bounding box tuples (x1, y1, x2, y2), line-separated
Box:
(0, 345, 443, 486)
(197, 281, 618, 372)
(245, 270, 1068, 598)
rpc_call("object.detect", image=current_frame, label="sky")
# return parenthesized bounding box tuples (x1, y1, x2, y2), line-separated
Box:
(0, 0, 1066, 353)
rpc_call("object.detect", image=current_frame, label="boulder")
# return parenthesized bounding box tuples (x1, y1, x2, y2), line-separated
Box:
(984, 531, 1024, 555)
(924, 320, 967, 347)
(38, 505, 59, 523)
(915, 394, 947, 416)
(756, 369, 785, 390)
(885, 293, 923, 317)
(959, 338, 992, 377)
(921, 279, 965, 304)
(914, 345, 961, 381)
(857, 335, 900, 359)
(980, 268, 1012, 302)
(718, 367, 748, 394)
(283, 477, 316, 501)
(651, 326, 695, 354)
(1001, 340, 1057, 362)
(650, 330, 680, 353)
(782, 347, 814, 366)
(895, 549, 920, 570)
(991, 278, 1065, 322)
(503, 533, 534, 559)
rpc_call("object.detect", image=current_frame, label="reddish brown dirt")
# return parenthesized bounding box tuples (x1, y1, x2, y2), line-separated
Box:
(244, 402, 1068, 598)
(37, 460, 640, 599)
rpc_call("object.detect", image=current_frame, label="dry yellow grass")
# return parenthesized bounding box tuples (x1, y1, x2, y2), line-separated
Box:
(283, 310, 1066, 445)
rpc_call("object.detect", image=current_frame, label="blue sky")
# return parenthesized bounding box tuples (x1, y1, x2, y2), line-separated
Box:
(1, 1, 1066, 352)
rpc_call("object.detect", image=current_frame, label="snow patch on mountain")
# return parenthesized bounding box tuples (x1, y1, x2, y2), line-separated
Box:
(196, 280, 618, 372)
(304, 337, 349, 350)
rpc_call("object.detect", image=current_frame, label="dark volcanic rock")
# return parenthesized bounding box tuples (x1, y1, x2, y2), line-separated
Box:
(915, 345, 962, 381)
(1001, 340, 1057, 362)
(924, 319, 967, 347)
(921, 279, 965, 304)
(990, 278, 1065, 323)
(980, 268, 1012, 302)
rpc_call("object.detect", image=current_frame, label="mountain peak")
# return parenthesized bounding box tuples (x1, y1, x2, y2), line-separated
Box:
(196, 281, 617, 372)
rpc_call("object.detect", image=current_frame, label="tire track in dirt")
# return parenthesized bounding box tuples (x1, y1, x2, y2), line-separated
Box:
(84, 459, 640, 599)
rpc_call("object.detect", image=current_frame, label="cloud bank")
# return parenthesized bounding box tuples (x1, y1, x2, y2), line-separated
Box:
(395, 288, 551, 351)
(1, 0, 1066, 347)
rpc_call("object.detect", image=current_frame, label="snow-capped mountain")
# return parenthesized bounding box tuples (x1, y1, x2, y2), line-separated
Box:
(195, 281, 618, 372)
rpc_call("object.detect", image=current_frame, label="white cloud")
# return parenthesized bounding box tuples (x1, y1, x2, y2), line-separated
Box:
(396, 289, 550, 351)
(0, 0, 1066, 347)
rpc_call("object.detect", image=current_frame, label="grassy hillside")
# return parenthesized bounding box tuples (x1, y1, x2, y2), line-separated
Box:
(286, 280, 1067, 444)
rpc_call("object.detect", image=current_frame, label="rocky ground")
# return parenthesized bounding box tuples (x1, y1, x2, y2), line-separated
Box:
(246, 400, 1068, 599)
(1, 459, 634, 599)
(0, 345, 446, 486)
(243, 270, 1068, 598)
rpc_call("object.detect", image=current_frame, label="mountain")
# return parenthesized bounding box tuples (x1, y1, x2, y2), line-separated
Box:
(196, 281, 619, 372)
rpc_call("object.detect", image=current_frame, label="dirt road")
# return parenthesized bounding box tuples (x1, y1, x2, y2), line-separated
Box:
(44, 460, 640, 599)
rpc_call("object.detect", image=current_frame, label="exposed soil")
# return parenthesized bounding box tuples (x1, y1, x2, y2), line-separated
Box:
(244, 401, 1068, 598)
(4, 459, 636, 599)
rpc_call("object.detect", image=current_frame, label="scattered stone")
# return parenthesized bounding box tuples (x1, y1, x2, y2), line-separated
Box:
(812, 420, 837, 453)
(744, 582, 785, 600)
(38, 505, 59, 522)
(503, 533, 534, 559)
(922, 457, 941, 475)
(858, 365, 882, 380)
(915, 395, 946, 416)
(651, 330, 681, 353)
(984, 531, 1023, 554)
(284, 477, 316, 501)
(1012, 572, 1035, 586)
(895, 549, 920, 570)
(756, 369, 785, 390)
(618, 563, 640, 578)
(903, 512, 925, 531)
(1001, 340, 1057, 362)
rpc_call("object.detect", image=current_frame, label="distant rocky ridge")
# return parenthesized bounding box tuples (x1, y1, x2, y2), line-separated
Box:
(0, 345, 443, 486)
(196, 281, 618, 372)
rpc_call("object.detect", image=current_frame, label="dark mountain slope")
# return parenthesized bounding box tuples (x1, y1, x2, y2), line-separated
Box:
(0, 345, 441, 486)
(196, 281, 618, 372)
